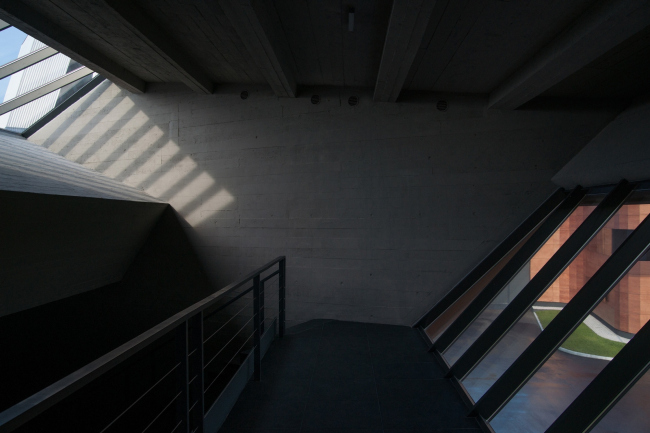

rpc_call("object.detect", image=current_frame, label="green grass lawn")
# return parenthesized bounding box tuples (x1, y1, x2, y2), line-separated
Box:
(534, 309, 625, 358)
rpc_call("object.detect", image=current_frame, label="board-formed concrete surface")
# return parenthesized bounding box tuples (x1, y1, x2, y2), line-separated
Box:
(221, 320, 480, 433)
(29, 81, 621, 327)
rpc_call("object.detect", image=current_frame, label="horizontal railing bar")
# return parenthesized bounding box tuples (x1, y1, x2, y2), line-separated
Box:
(99, 363, 180, 433)
(203, 286, 253, 320)
(0, 256, 284, 432)
(204, 332, 255, 395)
(0, 46, 58, 80)
(261, 270, 279, 283)
(140, 391, 181, 433)
(203, 316, 254, 370)
(203, 298, 254, 345)
(170, 420, 182, 433)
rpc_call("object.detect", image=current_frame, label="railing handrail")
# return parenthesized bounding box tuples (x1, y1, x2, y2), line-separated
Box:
(0, 256, 286, 432)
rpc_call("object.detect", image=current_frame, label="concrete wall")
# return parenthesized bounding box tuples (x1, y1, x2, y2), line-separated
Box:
(29, 81, 620, 327)
(0, 131, 166, 316)
(553, 98, 650, 188)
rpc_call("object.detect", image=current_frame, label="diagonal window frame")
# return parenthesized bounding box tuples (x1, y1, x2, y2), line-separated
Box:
(415, 180, 650, 433)
(0, 23, 104, 138)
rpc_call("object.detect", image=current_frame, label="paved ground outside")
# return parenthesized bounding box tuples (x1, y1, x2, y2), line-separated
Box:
(456, 309, 649, 433)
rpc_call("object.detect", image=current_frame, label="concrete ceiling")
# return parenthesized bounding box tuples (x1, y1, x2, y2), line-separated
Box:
(0, 0, 649, 107)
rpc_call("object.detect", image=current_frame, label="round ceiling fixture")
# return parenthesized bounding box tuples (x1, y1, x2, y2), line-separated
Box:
(348, 95, 359, 106)
(311, 95, 320, 104)
(240, 91, 249, 100)
(436, 100, 448, 111)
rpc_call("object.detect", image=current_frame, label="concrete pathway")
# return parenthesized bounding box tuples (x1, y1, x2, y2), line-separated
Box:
(533, 306, 630, 343)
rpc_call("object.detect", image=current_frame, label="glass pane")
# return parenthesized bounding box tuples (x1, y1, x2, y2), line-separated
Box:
(424, 231, 533, 343)
(483, 196, 650, 433)
(463, 193, 650, 403)
(442, 195, 602, 366)
(592, 369, 650, 432)
(0, 36, 88, 134)
(0, 27, 28, 102)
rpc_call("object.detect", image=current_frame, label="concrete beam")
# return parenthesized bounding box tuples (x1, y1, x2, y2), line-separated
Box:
(489, 0, 650, 110)
(104, 0, 214, 94)
(374, 0, 437, 102)
(219, 0, 297, 98)
(0, 1, 146, 94)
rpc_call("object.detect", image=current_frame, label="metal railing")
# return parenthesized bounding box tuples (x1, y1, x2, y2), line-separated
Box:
(0, 256, 286, 432)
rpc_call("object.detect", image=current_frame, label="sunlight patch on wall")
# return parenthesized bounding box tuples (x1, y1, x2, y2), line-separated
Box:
(185, 188, 235, 226)
(102, 124, 164, 178)
(169, 172, 214, 211)
(49, 97, 135, 156)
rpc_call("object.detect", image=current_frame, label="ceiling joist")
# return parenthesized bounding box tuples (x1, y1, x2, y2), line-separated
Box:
(0, 0, 145, 94)
(374, 0, 437, 102)
(104, 0, 214, 94)
(219, 0, 297, 98)
(489, 0, 650, 110)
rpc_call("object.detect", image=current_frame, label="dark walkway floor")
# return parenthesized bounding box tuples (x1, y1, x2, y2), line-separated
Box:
(221, 320, 480, 433)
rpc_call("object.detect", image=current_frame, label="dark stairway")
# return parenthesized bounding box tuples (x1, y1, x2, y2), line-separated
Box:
(220, 320, 480, 432)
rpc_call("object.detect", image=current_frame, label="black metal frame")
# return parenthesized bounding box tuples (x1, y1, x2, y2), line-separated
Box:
(414, 188, 567, 329)
(417, 180, 650, 433)
(433, 186, 586, 353)
(474, 209, 650, 420)
(450, 180, 634, 379)
(0, 256, 287, 432)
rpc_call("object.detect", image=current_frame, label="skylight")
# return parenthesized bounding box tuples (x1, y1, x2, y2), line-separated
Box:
(0, 24, 104, 138)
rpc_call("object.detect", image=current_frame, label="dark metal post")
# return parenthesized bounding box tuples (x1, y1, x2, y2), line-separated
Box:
(473, 211, 650, 421)
(188, 312, 204, 432)
(260, 279, 265, 335)
(414, 189, 567, 329)
(435, 187, 586, 353)
(451, 180, 634, 379)
(279, 258, 286, 338)
(546, 317, 650, 433)
(175, 321, 189, 433)
(253, 275, 261, 381)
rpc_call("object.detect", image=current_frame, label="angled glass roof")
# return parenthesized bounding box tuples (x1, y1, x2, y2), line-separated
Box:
(0, 24, 104, 138)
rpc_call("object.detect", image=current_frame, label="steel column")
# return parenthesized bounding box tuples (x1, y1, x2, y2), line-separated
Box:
(414, 189, 567, 329)
(279, 258, 286, 338)
(253, 275, 261, 381)
(474, 211, 650, 421)
(260, 280, 265, 335)
(451, 180, 634, 379)
(188, 313, 204, 432)
(434, 187, 586, 353)
(546, 316, 650, 433)
(175, 322, 190, 433)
